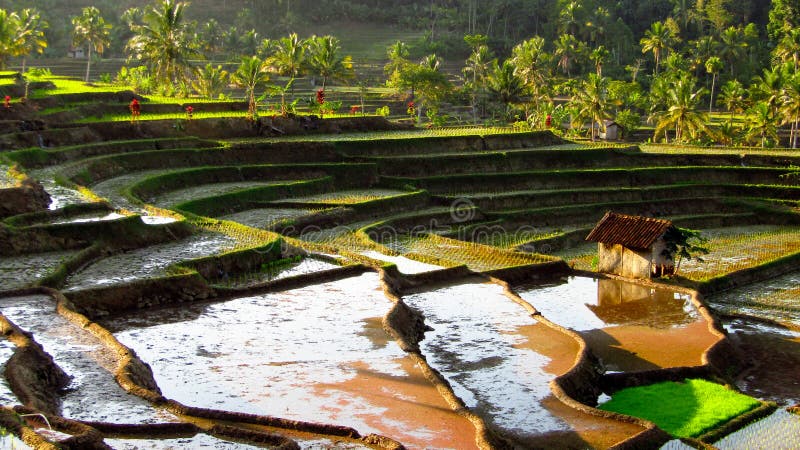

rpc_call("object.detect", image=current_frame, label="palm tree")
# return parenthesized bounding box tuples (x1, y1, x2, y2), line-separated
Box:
(751, 66, 785, 117)
(558, 1, 582, 36)
(572, 74, 609, 141)
(191, 63, 228, 99)
(553, 33, 583, 77)
(745, 102, 778, 148)
(307, 35, 353, 91)
(384, 40, 410, 76)
(781, 73, 800, 148)
(126, 0, 196, 87)
(231, 56, 270, 119)
(649, 78, 708, 143)
(718, 26, 746, 78)
(0, 10, 21, 71)
(464, 44, 496, 122)
(718, 80, 747, 122)
(640, 21, 673, 75)
(775, 28, 800, 72)
(267, 32, 307, 98)
(72, 7, 111, 82)
(16, 9, 47, 74)
(510, 36, 547, 90)
(705, 57, 723, 114)
(487, 60, 528, 121)
(590, 45, 610, 77)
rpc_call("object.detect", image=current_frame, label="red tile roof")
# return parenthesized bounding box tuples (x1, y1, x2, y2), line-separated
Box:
(585, 212, 672, 250)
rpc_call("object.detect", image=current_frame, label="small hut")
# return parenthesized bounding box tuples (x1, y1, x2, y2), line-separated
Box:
(600, 120, 621, 140)
(585, 212, 675, 279)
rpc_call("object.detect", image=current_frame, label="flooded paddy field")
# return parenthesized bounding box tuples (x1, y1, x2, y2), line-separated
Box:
(516, 277, 716, 372)
(214, 257, 342, 288)
(152, 181, 298, 208)
(87, 169, 174, 212)
(713, 408, 800, 449)
(0, 250, 76, 291)
(0, 338, 18, 404)
(359, 250, 443, 274)
(101, 273, 479, 449)
(402, 279, 645, 448)
(220, 207, 316, 230)
(0, 294, 177, 423)
(709, 271, 800, 327)
(679, 226, 800, 281)
(272, 189, 408, 205)
(724, 318, 800, 406)
(64, 232, 236, 291)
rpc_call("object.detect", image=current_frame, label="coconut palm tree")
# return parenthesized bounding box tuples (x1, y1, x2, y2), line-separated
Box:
(718, 26, 746, 78)
(775, 28, 800, 72)
(572, 74, 609, 141)
(0, 10, 21, 71)
(267, 32, 307, 99)
(16, 9, 47, 74)
(640, 21, 673, 75)
(231, 56, 270, 120)
(307, 35, 353, 91)
(72, 7, 111, 82)
(464, 44, 496, 122)
(781, 73, 800, 148)
(745, 102, 778, 148)
(590, 45, 610, 77)
(510, 36, 548, 89)
(705, 57, 723, 114)
(126, 0, 196, 87)
(191, 63, 228, 99)
(751, 66, 785, 117)
(649, 78, 708, 143)
(553, 33, 583, 77)
(487, 59, 528, 121)
(718, 80, 747, 122)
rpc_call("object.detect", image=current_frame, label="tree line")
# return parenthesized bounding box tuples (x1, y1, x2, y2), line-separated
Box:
(1, 0, 800, 147)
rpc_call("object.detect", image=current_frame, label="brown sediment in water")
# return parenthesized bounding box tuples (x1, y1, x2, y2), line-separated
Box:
(511, 322, 647, 449)
(582, 320, 720, 372)
(313, 358, 479, 449)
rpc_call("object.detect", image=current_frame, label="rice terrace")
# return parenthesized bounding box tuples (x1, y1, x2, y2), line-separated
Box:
(1, 0, 800, 449)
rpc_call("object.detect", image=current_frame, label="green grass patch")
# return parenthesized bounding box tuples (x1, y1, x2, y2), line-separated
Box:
(599, 379, 761, 438)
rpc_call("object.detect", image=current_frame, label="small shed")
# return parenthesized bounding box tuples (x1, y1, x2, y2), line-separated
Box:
(67, 46, 85, 59)
(600, 120, 621, 140)
(585, 212, 675, 279)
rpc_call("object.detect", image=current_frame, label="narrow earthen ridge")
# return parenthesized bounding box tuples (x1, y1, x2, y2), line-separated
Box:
(378, 268, 514, 450)
(207, 424, 302, 449)
(493, 276, 673, 449)
(0, 290, 70, 416)
(0, 406, 58, 449)
(12, 405, 109, 449)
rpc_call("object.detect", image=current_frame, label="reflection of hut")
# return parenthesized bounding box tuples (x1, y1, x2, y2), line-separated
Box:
(588, 278, 693, 327)
(586, 212, 675, 279)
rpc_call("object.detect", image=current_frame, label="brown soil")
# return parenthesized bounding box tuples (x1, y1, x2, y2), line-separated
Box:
(313, 357, 479, 450)
(512, 322, 647, 449)
(582, 320, 720, 372)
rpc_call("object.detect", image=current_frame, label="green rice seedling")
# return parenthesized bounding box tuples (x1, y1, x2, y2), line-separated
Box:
(599, 379, 761, 438)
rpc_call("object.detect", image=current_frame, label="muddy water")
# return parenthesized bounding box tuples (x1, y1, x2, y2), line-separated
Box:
(64, 232, 236, 291)
(88, 169, 172, 212)
(0, 295, 176, 423)
(0, 250, 75, 291)
(102, 273, 478, 449)
(517, 277, 716, 372)
(105, 434, 264, 449)
(725, 319, 800, 406)
(402, 280, 590, 443)
(360, 251, 442, 274)
(713, 409, 800, 449)
(709, 271, 800, 327)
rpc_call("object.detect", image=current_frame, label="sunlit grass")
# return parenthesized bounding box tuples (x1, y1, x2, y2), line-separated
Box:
(229, 126, 528, 144)
(599, 379, 761, 438)
(28, 77, 124, 97)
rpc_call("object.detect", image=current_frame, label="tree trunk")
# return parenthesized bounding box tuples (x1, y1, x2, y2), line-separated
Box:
(85, 46, 92, 82)
(21, 57, 27, 74)
(709, 73, 716, 114)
